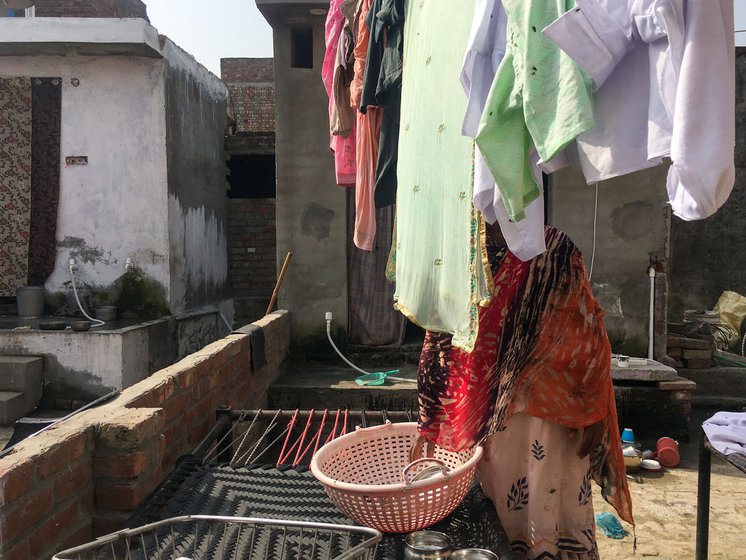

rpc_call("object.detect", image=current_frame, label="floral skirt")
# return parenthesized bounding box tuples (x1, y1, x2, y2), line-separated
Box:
(478, 413, 599, 560)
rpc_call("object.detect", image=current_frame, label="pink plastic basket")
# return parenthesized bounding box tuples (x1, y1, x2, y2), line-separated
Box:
(310, 422, 483, 533)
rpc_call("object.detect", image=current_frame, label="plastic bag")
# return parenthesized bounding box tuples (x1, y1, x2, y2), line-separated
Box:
(714, 291, 746, 349)
(595, 512, 625, 539)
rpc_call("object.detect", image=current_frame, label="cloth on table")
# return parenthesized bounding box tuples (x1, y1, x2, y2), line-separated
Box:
(417, 227, 633, 525)
(460, 0, 546, 262)
(544, 0, 735, 220)
(479, 412, 599, 559)
(703, 412, 746, 458)
(360, 0, 405, 209)
(475, 0, 594, 223)
(323, 0, 356, 186)
(393, 0, 492, 352)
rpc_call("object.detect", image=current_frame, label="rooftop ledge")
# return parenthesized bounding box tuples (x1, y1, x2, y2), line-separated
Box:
(0, 18, 162, 57)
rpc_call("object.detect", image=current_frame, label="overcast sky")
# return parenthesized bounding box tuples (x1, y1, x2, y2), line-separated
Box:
(144, 0, 746, 77)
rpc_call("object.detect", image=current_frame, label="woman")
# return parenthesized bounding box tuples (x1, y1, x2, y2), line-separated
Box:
(417, 225, 632, 559)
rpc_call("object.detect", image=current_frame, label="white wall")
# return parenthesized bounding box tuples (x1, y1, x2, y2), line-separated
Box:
(0, 55, 170, 299)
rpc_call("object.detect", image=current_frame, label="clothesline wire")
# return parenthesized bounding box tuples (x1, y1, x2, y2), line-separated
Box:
(589, 182, 599, 282)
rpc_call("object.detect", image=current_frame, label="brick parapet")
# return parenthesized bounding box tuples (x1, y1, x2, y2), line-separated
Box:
(0, 310, 290, 560)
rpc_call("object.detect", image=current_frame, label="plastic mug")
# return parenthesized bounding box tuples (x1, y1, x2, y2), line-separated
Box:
(621, 428, 635, 445)
(656, 437, 680, 467)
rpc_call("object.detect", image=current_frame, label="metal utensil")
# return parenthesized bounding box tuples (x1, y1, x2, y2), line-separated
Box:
(450, 548, 499, 559)
(404, 530, 452, 560)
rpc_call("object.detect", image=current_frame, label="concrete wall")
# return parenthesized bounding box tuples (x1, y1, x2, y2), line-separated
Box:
(0, 310, 291, 560)
(33, 0, 149, 20)
(668, 48, 746, 321)
(162, 39, 231, 315)
(0, 313, 228, 403)
(271, 17, 349, 349)
(549, 165, 671, 356)
(0, 54, 171, 302)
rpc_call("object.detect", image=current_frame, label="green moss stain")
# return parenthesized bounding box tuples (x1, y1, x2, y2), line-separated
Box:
(114, 267, 170, 320)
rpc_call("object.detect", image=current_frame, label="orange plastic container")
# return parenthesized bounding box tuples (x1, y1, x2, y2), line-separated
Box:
(656, 437, 680, 467)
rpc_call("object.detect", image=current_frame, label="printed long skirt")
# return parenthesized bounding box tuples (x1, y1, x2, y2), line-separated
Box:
(478, 413, 600, 560)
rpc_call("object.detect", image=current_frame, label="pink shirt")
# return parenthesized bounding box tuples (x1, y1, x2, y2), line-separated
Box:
(323, 0, 356, 186)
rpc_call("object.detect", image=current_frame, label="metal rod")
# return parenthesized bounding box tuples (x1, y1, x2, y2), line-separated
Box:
(696, 428, 712, 560)
(0, 389, 120, 459)
(226, 409, 417, 423)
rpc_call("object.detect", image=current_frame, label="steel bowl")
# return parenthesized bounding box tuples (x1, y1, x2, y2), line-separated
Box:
(70, 320, 92, 332)
(404, 530, 452, 560)
(450, 549, 499, 559)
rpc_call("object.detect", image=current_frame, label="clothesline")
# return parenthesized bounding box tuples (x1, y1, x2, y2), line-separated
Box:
(323, 0, 736, 350)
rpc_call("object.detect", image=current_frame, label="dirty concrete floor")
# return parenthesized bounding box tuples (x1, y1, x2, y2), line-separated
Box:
(594, 408, 746, 560)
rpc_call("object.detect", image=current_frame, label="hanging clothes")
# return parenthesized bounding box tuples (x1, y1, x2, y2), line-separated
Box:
(29, 78, 62, 286)
(323, 0, 356, 186)
(330, 20, 356, 138)
(360, 0, 405, 209)
(0, 77, 33, 297)
(417, 227, 633, 527)
(393, 0, 491, 352)
(347, 194, 407, 346)
(460, 0, 546, 262)
(544, 0, 735, 220)
(351, 0, 382, 251)
(475, 0, 594, 223)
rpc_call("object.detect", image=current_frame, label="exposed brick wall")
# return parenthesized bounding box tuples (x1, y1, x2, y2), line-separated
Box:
(0, 311, 290, 560)
(34, 0, 149, 20)
(221, 58, 274, 84)
(0, 428, 95, 560)
(228, 199, 277, 324)
(221, 58, 275, 134)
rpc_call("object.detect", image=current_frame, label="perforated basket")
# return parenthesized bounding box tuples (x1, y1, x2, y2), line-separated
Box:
(310, 422, 483, 533)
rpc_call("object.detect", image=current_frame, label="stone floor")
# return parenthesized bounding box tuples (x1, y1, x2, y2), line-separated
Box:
(594, 407, 746, 560)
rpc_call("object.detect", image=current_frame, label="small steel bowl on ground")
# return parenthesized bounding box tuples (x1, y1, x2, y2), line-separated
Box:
(70, 320, 92, 332)
(450, 549, 499, 559)
(404, 530, 452, 559)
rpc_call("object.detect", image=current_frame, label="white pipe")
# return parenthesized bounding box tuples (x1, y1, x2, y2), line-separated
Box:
(69, 260, 105, 328)
(325, 312, 371, 376)
(648, 266, 656, 360)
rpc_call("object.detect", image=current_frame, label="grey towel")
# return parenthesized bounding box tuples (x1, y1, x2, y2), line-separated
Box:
(233, 324, 267, 372)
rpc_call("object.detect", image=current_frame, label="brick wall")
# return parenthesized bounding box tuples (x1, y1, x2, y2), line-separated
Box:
(221, 58, 274, 84)
(228, 199, 277, 323)
(34, 0, 149, 19)
(0, 311, 290, 560)
(221, 58, 275, 134)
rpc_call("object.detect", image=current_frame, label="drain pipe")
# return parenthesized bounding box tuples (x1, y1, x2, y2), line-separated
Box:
(648, 265, 656, 361)
(69, 259, 105, 328)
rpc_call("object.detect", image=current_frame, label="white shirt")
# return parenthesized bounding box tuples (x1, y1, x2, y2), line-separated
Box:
(460, 0, 546, 261)
(544, 0, 735, 220)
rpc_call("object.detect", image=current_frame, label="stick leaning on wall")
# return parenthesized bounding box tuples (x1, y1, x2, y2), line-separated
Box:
(266, 252, 293, 316)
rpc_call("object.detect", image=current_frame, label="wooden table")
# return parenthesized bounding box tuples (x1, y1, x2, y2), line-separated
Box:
(695, 428, 746, 559)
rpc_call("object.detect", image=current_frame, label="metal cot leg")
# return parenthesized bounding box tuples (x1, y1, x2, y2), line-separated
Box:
(695, 428, 712, 560)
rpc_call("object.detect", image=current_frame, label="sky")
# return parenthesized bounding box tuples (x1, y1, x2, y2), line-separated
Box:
(145, 1, 746, 78)
(144, 0, 273, 76)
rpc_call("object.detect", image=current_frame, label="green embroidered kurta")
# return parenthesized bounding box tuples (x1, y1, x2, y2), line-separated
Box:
(475, 0, 594, 222)
(393, 0, 492, 352)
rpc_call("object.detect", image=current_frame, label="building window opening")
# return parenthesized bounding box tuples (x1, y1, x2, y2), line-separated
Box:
(290, 26, 314, 69)
(228, 154, 276, 199)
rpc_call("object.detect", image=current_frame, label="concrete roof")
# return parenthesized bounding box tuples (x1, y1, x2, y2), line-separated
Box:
(255, 0, 330, 27)
(0, 18, 162, 57)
